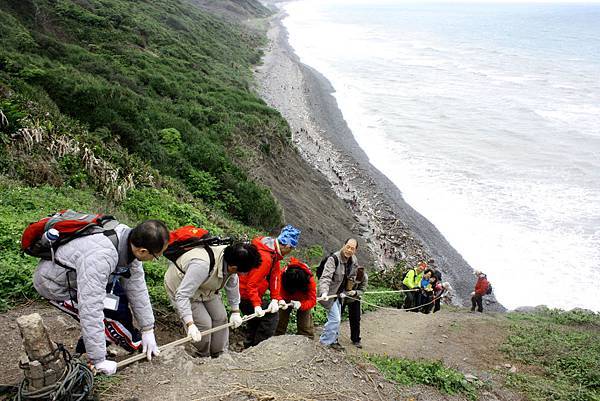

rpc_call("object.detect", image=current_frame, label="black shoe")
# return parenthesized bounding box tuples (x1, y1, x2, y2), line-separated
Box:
(329, 342, 345, 351)
(352, 341, 363, 349)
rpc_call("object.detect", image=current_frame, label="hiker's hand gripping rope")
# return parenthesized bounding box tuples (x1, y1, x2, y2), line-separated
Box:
(116, 302, 293, 370)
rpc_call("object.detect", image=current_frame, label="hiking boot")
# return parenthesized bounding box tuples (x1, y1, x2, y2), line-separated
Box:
(329, 342, 345, 351)
(352, 341, 363, 349)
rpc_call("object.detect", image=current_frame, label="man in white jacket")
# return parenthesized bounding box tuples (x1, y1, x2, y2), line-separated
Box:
(33, 219, 169, 375)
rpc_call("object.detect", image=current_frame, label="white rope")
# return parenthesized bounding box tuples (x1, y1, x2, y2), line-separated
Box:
(117, 302, 293, 370)
(346, 293, 441, 312)
(363, 289, 419, 294)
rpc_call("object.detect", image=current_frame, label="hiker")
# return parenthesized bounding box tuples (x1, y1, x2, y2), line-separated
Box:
(164, 240, 261, 358)
(471, 270, 490, 313)
(275, 257, 316, 338)
(417, 268, 434, 311)
(440, 282, 454, 305)
(318, 238, 360, 350)
(401, 261, 427, 311)
(429, 260, 443, 313)
(239, 225, 301, 348)
(33, 218, 169, 375)
(340, 264, 367, 348)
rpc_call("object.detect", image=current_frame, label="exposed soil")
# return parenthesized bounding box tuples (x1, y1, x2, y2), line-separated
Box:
(1, 302, 525, 401)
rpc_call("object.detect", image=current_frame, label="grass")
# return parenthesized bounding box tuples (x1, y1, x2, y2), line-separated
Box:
(0, 0, 285, 229)
(367, 354, 478, 400)
(501, 309, 600, 401)
(0, 178, 258, 312)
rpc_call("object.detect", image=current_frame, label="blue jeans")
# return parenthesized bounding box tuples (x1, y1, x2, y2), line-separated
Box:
(320, 300, 342, 345)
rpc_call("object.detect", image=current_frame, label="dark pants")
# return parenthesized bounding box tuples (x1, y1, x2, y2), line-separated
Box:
(433, 297, 441, 313)
(341, 300, 361, 343)
(402, 285, 419, 312)
(275, 307, 314, 339)
(240, 299, 279, 348)
(50, 281, 141, 354)
(471, 294, 483, 312)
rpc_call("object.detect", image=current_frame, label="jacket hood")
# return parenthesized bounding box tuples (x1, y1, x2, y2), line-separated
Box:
(283, 257, 313, 276)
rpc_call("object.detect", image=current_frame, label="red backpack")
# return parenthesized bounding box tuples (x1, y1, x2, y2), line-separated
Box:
(21, 210, 119, 261)
(164, 226, 233, 273)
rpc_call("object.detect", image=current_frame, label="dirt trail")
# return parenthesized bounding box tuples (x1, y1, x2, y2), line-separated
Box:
(1, 302, 527, 401)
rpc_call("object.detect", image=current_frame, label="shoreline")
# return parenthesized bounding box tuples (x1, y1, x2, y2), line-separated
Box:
(254, 9, 504, 311)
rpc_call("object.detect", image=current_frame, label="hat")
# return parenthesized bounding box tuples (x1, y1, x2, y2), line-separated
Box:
(277, 225, 301, 248)
(417, 261, 427, 269)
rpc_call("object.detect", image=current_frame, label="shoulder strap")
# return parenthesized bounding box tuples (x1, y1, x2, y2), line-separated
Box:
(331, 254, 339, 267)
(175, 245, 216, 276)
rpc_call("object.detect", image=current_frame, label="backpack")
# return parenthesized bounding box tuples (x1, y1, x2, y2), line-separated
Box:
(21, 210, 119, 262)
(316, 253, 339, 279)
(485, 282, 493, 295)
(164, 225, 233, 274)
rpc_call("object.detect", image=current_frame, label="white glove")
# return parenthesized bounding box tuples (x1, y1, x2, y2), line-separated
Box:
(291, 300, 301, 310)
(319, 292, 328, 301)
(141, 329, 160, 361)
(187, 324, 202, 342)
(229, 312, 243, 328)
(254, 305, 265, 317)
(346, 290, 357, 297)
(95, 360, 117, 375)
(339, 292, 347, 299)
(470, 292, 475, 296)
(267, 299, 279, 313)
(278, 299, 289, 310)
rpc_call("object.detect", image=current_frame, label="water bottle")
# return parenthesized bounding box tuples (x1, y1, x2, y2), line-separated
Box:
(40, 228, 60, 247)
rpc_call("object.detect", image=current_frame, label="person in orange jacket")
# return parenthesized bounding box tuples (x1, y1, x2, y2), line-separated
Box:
(471, 270, 490, 313)
(239, 225, 301, 348)
(275, 257, 317, 339)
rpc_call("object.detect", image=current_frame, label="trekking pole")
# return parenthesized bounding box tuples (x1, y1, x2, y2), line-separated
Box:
(116, 303, 293, 370)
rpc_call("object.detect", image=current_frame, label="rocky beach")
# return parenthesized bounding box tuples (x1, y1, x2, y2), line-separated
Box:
(253, 7, 504, 311)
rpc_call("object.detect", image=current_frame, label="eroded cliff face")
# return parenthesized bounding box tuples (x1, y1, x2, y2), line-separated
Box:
(249, 14, 504, 310)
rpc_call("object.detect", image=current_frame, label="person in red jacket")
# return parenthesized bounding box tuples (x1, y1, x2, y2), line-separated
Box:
(275, 257, 317, 338)
(239, 225, 300, 348)
(471, 270, 490, 313)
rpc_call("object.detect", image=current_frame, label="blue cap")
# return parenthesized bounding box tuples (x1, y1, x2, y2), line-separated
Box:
(277, 225, 301, 248)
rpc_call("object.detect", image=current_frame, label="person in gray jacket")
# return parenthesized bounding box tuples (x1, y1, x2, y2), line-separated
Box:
(318, 238, 360, 350)
(340, 265, 367, 348)
(33, 219, 169, 375)
(164, 242, 261, 358)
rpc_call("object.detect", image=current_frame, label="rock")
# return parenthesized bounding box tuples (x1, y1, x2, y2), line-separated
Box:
(509, 366, 518, 373)
(442, 334, 448, 338)
(438, 340, 444, 344)
(503, 363, 512, 368)
(464, 374, 478, 382)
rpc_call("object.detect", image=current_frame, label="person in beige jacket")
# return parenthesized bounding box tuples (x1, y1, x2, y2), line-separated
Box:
(164, 242, 261, 357)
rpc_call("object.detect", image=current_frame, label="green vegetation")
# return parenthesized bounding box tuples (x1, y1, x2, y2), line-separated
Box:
(501, 309, 600, 401)
(367, 355, 478, 400)
(0, 0, 285, 229)
(0, 179, 259, 311)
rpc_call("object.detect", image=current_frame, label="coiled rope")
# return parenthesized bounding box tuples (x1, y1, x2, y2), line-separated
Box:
(16, 344, 94, 401)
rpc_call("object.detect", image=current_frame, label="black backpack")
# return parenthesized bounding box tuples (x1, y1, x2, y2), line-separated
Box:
(486, 282, 493, 295)
(316, 253, 339, 279)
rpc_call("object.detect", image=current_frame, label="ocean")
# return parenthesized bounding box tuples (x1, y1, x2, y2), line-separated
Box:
(281, 0, 600, 311)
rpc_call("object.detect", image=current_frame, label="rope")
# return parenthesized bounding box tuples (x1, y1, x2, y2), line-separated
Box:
(362, 289, 419, 294)
(346, 293, 441, 312)
(116, 302, 294, 370)
(16, 345, 94, 401)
